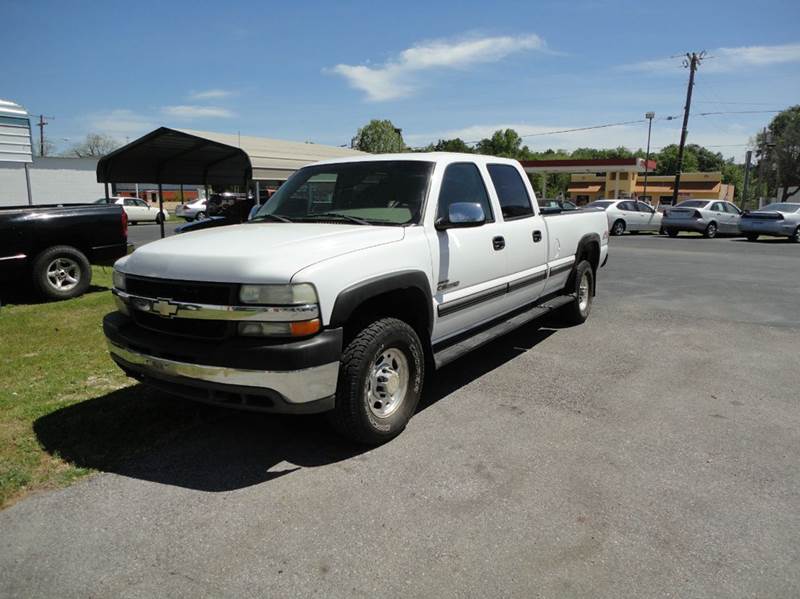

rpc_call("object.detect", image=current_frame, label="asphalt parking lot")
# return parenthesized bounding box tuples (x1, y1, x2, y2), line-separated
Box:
(1, 234, 798, 598)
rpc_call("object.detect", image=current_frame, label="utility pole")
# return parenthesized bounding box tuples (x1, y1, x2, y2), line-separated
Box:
(37, 115, 54, 156)
(670, 52, 704, 206)
(741, 150, 752, 210)
(643, 111, 655, 203)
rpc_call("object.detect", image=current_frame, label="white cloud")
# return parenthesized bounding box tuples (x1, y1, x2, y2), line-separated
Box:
(189, 89, 236, 100)
(86, 109, 156, 138)
(329, 33, 547, 101)
(161, 105, 235, 119)
(619, 42, 800, 74)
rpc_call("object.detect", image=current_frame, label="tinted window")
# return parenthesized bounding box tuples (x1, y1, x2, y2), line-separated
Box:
(723, 202, 740, 214)
(135, 199, 148, 207)
(123, 199, 136, 206)
(437, 163, 494, 223)
(636, 202, 654, 213)
(487, 164, 533, 219)
(617, 201, 635, 211)
(676, 200, 709, 208)
(711, 202, 724, 212)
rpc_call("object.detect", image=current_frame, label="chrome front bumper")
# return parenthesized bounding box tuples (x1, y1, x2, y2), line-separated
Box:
(107, 340, 339, 408)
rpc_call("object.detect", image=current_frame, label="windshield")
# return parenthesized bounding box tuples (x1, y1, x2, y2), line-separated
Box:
(252, 160, 434, 225)
(586, 201, 613, 210)
(675, 200, 709, 208)
(760, 203, 800, 213)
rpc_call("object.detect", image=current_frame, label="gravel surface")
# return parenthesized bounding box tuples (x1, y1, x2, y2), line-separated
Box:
(1, 234, 798, 598)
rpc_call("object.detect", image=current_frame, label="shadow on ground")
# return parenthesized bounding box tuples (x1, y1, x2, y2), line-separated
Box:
(34, 321, 558, 493)
(0, 284, 110, 307)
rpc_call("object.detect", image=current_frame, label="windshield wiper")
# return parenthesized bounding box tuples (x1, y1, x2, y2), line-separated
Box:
(254, 213, 292, 223)
(309, 212, 370, 225)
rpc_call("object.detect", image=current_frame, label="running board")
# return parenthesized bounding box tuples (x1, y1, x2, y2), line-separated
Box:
(432, 293, 576, 369)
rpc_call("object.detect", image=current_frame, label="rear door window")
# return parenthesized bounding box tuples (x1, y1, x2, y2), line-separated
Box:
(487, 164, 533, 220)
(711, 202, 724, 212)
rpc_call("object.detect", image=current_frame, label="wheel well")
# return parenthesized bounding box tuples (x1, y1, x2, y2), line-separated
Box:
(340, 287, 431, 349)
(613, 218, 625, 230)
(569, 239, 600, 295)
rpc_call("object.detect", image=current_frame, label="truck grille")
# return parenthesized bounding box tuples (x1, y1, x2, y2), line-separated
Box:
(132, 311, 231, 340)
(125, 276, 237, 340)
(126, 275, 236, 305)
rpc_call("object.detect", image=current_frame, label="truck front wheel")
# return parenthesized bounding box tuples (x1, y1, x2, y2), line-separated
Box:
(31, 245, 91, 300)
(329, 317, 425, 445)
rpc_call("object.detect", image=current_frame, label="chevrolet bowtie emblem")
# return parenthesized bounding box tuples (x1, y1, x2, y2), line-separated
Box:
(152, 299, 179, 318)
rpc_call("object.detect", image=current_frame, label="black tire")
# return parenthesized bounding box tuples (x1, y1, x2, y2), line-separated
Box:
(559, 260, 594, 326)
(328, 317, 425, 445)
(31, 245, 91, 300)
(790, 227, 800, 243)
(746, 233, 759, 242)
(703, 222, 718, 239)
(666, 229, 679, 238)
(196, 211, 206, 220)
(611, 220, 626, 236)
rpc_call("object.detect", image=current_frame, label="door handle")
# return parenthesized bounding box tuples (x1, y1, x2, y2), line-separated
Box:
(532, 230, 542, 242)
(492, 236, 505, 251)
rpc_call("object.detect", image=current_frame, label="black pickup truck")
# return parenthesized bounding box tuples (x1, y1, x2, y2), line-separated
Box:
(0, 204, 130, 300)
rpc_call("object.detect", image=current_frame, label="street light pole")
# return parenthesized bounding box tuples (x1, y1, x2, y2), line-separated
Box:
(643, 111, 655, 203)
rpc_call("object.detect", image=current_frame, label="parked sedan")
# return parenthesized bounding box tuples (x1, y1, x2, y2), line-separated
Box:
(585, 199, 662, 235)
(174, 198, 208, 221)
(661, 200, 742, 238)
(740, 202, 800, 242)
(94, 197, 169, 225)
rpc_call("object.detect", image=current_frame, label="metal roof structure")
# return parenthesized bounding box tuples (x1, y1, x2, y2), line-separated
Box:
(96, 127, 365, 186)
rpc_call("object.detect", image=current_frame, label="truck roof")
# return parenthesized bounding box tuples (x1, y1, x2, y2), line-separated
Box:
(311, 152, 523, 168)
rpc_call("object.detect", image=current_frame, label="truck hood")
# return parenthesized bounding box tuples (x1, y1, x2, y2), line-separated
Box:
(119, 223, 405, 283)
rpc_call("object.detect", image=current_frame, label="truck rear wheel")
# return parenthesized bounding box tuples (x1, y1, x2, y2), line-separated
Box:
(31, 245, 91, 300)
(328, 317, 424, 445)
(559, 260, 594, 326)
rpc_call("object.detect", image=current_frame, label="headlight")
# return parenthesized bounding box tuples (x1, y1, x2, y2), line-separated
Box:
(113, 270, 126, 291)
(239, 283, 317, 305)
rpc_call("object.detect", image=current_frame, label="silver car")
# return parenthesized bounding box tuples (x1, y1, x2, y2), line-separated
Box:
(175, 198, 208, 221)
(662, 199, 742, 239)
(740, 202, 800, 243)
(585, 199, 663, 236)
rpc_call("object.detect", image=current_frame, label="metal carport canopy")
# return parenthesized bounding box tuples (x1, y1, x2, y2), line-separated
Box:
(96, 127, 365, 185)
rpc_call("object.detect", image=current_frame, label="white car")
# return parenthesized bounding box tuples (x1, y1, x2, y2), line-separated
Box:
(586, 199, 662, 236)
(175, 198, 208, 221)
(106, 153, 609, 444)
(95, 197, 169, 225)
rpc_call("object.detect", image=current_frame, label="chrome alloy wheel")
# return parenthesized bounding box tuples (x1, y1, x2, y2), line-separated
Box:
(367, 347, 409, 418)
(578, 271, 591, 313)
(46, 257, 80, 291)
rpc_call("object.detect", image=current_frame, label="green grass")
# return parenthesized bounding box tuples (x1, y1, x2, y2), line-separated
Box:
(0, 267, 204, 508)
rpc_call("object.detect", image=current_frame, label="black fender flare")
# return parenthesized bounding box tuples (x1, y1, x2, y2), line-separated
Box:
(329, 270, 433, 334)
(570, 233, 601, 294)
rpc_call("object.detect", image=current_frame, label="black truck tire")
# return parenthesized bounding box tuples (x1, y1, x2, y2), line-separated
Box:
(31, 245, 91, 300)
(328, 317, 425, 445)
(559, 260, 594, 326)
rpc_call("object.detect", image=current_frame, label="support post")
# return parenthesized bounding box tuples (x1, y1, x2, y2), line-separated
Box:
(104, 182, 110, 200)
(24, 163, 33, 205)
(643, 112, 655, 203)
(541, 172, 546, 199)
(255, 180, 261, 206)
(158, 183, 165, 239)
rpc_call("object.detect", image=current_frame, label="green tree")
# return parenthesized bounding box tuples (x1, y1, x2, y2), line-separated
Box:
(475, 129, 528, 158)
(423, 138, 474, 153)
(758, 105, 800, 201)
(352, 119, 406, 154)
(655, 144, 699, 175)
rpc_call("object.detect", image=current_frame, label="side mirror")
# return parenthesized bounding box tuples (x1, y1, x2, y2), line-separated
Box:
(435, 202, 486, 230)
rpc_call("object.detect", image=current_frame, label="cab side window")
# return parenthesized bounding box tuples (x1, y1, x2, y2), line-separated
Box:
(437, 163, 494, 223)
(487, 164, 533, 220)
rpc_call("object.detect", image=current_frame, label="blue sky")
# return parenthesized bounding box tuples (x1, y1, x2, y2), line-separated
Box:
(2, 0, 799, 160)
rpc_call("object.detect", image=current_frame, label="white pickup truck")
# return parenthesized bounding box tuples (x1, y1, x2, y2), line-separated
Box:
(104, 153, 609, 444)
